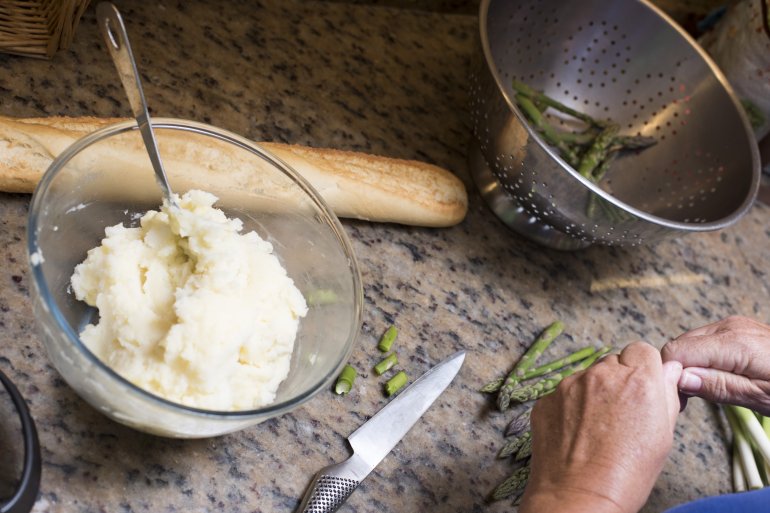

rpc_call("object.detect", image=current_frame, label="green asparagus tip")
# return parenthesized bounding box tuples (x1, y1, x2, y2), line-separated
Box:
(385, 371, 408, 396)
(334, 364, 357, 395)
(378, 325, 398, 352)
(480, 377, 504, 393)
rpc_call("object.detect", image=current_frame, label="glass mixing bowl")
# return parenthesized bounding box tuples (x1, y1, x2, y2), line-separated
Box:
(27, 119, 363, 438)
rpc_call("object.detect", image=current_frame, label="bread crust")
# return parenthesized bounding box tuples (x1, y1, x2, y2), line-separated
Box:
(0, 115, 467, 227)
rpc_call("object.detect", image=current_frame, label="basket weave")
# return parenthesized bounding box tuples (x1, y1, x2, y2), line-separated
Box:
(0, 0, 91, 59)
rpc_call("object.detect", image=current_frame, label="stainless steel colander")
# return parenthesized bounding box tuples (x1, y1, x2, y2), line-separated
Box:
(469, 0, 760, 249)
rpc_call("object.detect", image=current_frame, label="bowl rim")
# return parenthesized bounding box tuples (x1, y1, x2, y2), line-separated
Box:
(477, 0, 761, 232)
(27, 117, 364, 421)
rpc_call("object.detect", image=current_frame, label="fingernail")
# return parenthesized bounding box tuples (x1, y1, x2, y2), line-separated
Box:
(679, 370, 703, 392)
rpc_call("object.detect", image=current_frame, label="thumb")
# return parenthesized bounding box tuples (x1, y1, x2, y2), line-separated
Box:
(662, 360, 683, 425)
(678, 366, 766, 410)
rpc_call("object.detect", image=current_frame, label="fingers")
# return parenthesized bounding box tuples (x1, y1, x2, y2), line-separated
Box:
(662, 360, 683, 425)
(618, 341, 660, 370)
(677, 366, 770, 415)
(662, 316, 770, 376)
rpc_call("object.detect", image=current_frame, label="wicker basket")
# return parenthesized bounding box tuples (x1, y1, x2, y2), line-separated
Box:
(0, 0, 91, 59)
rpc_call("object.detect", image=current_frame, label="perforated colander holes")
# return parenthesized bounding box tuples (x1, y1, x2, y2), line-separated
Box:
(501, 11, 692, 141)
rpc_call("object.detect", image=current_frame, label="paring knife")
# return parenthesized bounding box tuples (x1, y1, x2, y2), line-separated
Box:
(296, 350, 466, 513)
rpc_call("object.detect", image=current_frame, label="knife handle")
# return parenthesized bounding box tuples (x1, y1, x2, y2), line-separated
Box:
(296, 458, 362, 513)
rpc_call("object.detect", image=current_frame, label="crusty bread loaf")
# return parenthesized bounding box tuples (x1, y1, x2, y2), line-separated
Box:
(0, 115, 467, 227)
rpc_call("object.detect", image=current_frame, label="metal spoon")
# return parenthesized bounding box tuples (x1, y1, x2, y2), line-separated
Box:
(96, 2, 176, 206)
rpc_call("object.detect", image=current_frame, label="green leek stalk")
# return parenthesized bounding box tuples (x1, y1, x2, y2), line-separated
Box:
(733, 442, 747, 492)
(726, 406, 764, 490)
(763, 416, 770, 480)
(729, 406, 770, 467)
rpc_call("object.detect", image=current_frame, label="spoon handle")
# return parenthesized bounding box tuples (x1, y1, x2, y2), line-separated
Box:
(96, 2, 175, 204)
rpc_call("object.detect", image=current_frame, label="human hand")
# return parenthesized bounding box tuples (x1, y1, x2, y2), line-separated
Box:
(518, 342, 683, 513)
(661, 315, 770, 416)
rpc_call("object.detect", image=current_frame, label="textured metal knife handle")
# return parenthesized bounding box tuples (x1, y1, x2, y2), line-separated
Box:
(297, 457, 366, 513)
(299, 474, 359, 513)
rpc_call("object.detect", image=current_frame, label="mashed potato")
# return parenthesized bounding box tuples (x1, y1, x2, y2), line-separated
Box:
(70, 190, 307, 410)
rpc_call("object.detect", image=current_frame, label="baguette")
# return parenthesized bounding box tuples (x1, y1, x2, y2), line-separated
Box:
(0, 115, 467, 227)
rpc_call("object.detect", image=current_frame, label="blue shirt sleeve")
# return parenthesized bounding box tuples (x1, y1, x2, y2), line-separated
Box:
(664, 487, 770, 513)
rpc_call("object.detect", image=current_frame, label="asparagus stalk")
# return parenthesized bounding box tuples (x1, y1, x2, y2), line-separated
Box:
(515, 94, 581, 168)
(512, 79, 609, 127)
(591, 150, 619, 183)
(480, 377, 504, 394)
(614, 134, 657, 150)
(497, 321, 565, 411)
(505, 408, 532, 438)
(509, 346, 612, 403)
(515, 432, 533, 461)
(482, 345, 596, 394)
(577, 125, 620, 179)
(498, 431, 530, 459)
(558, 128, 599, 145)
(491, 465, 531, 501)
(726, 406, 764, 490)
(521, 345, 597, 381)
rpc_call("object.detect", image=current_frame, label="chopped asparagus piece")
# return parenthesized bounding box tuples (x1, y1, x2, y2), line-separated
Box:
(385, 371, 408, 396)
(378, 325, 398, 352)
(334, 365, 357, 396)
(374, 353, 398, 376)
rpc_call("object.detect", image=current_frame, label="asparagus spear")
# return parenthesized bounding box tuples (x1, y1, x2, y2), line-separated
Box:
(521, 345, 597, 381)
(481, 345, 596, 394)
(512, 79, 609, 128)
(515, 94, 581, 168)
(491, 465, 531, 501)
(480, 377, 504, 394)
(614, 134, 657, 151)
(498, 431, 530, 459)
(509, 346, 612, 403)
(505, 408, 532, 438)
(515, 433, 533, 461)
(577, 125, 619, 179)
(557, 127, 599, 145)
(497, 321, 565, 411)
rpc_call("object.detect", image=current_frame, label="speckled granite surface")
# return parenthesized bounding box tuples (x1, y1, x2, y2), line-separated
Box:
(0, 0, 763, 511)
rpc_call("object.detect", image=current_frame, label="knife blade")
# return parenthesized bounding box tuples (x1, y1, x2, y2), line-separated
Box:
(296, 350, 466, 513)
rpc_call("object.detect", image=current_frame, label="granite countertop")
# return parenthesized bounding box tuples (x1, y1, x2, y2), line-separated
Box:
(0, 1, 765, 512)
